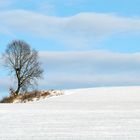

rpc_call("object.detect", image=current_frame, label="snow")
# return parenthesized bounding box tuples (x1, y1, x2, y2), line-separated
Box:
(0, 86, 140, 139)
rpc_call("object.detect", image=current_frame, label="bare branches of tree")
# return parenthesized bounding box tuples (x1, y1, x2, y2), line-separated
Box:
(3, 40, 43, 95)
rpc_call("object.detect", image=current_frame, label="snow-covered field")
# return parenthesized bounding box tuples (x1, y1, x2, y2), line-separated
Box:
(0, 86, 140, 140)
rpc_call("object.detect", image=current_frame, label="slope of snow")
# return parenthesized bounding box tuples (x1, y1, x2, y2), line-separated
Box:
(0, 86, 140, 140)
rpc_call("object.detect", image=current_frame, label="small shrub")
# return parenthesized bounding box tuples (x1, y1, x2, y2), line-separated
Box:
(0, 90, 62, 103)
(0, 96, 15, 103)
(20, 90, 40, 102)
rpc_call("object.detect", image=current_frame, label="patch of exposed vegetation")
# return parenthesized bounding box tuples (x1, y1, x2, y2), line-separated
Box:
(0, 90, 64, 103)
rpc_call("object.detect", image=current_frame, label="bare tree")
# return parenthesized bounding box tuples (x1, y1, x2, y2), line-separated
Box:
(3, 40, 43, 95)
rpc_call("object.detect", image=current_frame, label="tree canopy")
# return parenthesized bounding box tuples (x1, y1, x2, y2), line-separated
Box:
(3, 40, 43, 95)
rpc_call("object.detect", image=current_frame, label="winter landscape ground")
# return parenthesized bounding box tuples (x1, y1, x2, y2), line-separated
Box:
(0, 86, 140, 140)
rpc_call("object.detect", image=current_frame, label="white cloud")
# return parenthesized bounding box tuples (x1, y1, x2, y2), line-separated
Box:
(0, 10, 140, 48)
(37, 50, 140, 88)
(39, 51, 140, 72)
(1, 50, 140, 91)
(39, 73, 140, 89)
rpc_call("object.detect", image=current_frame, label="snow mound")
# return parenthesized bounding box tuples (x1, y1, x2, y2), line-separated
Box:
(1, 86, 140, 140)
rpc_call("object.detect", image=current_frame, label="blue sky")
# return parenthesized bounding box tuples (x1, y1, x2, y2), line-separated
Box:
(0, 0, 140, 97)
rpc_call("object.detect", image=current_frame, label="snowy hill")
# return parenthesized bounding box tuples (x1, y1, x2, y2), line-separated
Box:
(0, 86, 140, 139)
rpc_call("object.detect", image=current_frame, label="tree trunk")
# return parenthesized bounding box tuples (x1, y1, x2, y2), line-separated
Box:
(15, 69, 21, 96)
(15, 83, 20, 96)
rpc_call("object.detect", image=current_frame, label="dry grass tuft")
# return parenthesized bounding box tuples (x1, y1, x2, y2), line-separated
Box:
(0, 95, 16, 103)
(0, 90, 64, 103)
